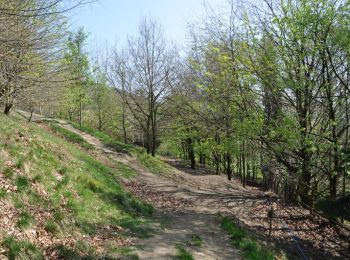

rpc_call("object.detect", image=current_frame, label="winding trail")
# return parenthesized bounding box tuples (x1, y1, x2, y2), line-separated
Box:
(60, 124, 243, 259)
(18, 110, 242, 259)
(18, 110, 349, 260)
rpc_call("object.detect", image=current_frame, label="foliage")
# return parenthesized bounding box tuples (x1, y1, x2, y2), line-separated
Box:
(62, 27, 91, 125)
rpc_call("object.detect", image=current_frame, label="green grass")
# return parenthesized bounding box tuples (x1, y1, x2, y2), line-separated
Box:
(53, 209, 64, 222)
(187, 234, 203, 246)
(176, 245, 194, 260)
(0, 188, 7, 198)
(16, 176, 30, 191)
(0, 113, 155, 258)
(4, 167, 14, 179)
(44, 219, 59, 234)
(71, 122, 137, 153)
(221, 217, 274, 260)
(53, 242, 95, 259)
(2, 236, 43, 260)
(16, 211, 34, 229)
(71, 123, 171, 176)
(50, 124, 94, 150)
(110, 247, 139, 259)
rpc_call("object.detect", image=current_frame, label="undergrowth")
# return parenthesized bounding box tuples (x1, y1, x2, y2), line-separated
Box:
(221, 217, 274, 260)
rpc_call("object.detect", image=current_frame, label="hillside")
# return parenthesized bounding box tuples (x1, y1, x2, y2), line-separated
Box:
(0, 113, 153, 259)
(1, 112, 349, 260)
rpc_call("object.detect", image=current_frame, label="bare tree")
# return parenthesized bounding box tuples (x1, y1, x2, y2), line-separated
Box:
(111, 18, 176, 156)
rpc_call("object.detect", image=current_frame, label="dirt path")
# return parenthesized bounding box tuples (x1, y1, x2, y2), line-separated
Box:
(62, 127, 243, 259)
(18, 110, 349, 260)
(17, 110, 241, 259)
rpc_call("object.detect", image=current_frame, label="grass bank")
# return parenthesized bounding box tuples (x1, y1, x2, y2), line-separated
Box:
(0, 113, 154, 259)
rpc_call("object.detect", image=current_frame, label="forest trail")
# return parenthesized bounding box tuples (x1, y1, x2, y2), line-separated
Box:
(17, 110, 242, 259)
(18, 110, 349, 260)
(56, 127, 244, 259)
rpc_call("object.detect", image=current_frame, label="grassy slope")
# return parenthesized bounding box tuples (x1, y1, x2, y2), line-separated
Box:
(0, 114, 153, 259)
(70, 123, 172, 176)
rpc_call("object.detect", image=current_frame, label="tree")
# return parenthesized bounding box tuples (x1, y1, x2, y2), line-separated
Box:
(0, 0, 88, 115)
(62, 27, 90, 126)
(111, 18, 176, 156)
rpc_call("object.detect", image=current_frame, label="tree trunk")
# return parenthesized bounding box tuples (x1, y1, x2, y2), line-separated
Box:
(299, 153, 312, 206)
(253, 164, 256, 181)
(188, 138, 195, 169)
(216, 159, 219, 175)
(79, 101, 82, 127)
(242, 143, 246, 187)
(97, 107, 102, 131)
(182, 141, 187, 160)
(199, 152, 205, 165)
(122, 105, 127, 144)
(145, 116, 151, 154)
(247, 162, 251, 180)
(329, 175, 337, 200)
(151, 112, 156, 157)
(239, 154, 242, 183)
(226, 153, 232, 181)
(28, 106, 35, 122)
(4, 103, 13, 115)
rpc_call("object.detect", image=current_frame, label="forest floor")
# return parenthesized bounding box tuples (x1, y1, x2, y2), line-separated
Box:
(18, 111, 350, 260)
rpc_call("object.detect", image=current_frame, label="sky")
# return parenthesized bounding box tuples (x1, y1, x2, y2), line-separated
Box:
(70, 0, 228, 50)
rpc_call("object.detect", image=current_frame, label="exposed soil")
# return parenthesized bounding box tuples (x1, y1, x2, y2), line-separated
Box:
(17, 110, 350, 260)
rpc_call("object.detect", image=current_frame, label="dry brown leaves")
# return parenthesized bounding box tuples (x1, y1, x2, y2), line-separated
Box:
(124, 181, 193, 211)
(240, 189, 350, 259)
(0, 172, 131, 259)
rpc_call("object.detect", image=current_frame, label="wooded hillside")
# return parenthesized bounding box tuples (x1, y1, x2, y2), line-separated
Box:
(0, 1, 349, 258)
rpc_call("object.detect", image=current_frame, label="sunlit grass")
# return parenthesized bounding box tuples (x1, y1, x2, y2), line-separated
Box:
(221, 217, 274, 260)
(0, 113, 154, 258)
